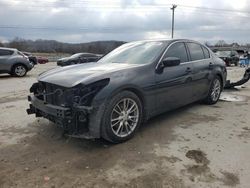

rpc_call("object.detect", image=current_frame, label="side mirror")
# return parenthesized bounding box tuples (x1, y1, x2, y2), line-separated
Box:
(162, 57, 181, 67)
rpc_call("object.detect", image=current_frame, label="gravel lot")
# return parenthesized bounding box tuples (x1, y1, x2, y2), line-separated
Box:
(0, 63, 250, 188)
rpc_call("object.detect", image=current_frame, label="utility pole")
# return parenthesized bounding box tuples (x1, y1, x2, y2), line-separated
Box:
(170, 4, 177, 39)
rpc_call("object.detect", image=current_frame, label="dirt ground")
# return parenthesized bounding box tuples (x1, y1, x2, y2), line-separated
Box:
(0, 63, 250, 188)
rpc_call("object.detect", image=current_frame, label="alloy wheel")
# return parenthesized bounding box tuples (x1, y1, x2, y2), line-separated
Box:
(211, 79, 221, 102)
(15, 65, 26, 77)
(110, 98, 139, 138)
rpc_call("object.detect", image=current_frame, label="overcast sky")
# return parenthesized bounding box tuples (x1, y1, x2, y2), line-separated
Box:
(0, 0, 249, 44)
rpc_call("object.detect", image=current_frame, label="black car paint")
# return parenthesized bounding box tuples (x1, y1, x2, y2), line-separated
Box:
(27, 39, 227, 139)
(57, 53, 102, 66)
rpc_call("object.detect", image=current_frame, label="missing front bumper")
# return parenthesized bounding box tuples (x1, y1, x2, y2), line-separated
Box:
(27, 95, 94, 137)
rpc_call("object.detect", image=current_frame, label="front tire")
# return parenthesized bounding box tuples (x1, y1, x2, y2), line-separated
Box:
(12, 64, 27, 77)
(101, 91, 143, 143)
(203, 76, 222, 105)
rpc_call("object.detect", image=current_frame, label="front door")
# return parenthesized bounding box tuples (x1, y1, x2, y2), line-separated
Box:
(155, 42, 194, 113)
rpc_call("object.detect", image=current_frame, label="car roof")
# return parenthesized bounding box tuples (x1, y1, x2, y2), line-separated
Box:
(78, 52, 97, 55)
(130, 38, 202, 44)
(0, 47, 17, 51)
(73, 52, 100, 56)
(128, 39, 209, 48)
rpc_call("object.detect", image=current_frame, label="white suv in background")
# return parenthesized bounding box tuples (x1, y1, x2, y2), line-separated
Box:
(0, 47, 33, 77)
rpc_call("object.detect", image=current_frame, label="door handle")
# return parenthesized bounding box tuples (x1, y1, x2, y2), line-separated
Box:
(186, 67, 192, 73)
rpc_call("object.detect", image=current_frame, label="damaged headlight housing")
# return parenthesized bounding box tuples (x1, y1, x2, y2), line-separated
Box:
(30, 78, 110, 107)
(72, 78, 110, 106)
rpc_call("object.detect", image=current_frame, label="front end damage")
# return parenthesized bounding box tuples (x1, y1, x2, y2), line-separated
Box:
(26, 79, 109, 139)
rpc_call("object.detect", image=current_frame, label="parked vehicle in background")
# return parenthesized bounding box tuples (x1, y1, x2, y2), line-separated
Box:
(0, 47, 33, 77)
(57, 53, 102, 66)
(22, 52, 49, 64)
(22, 51, 37, 66)
(37, 56, 49, 64)
(27, 39, 227, 143)
(215, 50, 239, 66)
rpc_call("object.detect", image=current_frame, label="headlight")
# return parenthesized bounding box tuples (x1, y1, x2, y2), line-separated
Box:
(72, 79, 110, 106)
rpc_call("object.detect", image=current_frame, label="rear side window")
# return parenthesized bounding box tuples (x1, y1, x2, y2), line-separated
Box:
(88, 57, 97, 60)
(80, 54, 88, 58)
(187, 43, 205, 61)
(202, 46, 210, 59)
(0, 49, 14, 56)
(164, 42, 188, 63)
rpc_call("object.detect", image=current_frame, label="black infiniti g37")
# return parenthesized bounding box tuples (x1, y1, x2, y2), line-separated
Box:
(27, 39, 227, 143)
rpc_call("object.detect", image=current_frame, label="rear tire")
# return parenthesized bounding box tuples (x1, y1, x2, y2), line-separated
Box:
(12, 64, 27, 77)
(203, 75, 222, 105)
(101, 91, 143, 143)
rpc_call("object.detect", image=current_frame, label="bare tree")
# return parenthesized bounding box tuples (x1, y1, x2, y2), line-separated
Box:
(4, 38, 125, 54)
(204, 41, 211, 47)
(215, 40, 228, 47)
(8, 37, 29, 50)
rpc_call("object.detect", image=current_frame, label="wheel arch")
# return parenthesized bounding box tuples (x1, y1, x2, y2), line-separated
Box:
(88, 85, 148, 139)
(213, 65, 225, 87)
(215, 73, 223, 86)
(100, 87, 146, 142)
(11, 63, 28, 73)
(108, 85, 148, 123)
(109, 85, 146, 109)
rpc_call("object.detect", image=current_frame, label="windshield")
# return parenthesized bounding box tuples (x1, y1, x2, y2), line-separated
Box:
(70, 53, 82, 58)
(98, 41, 167, 64)
(215, 51, 231, 56)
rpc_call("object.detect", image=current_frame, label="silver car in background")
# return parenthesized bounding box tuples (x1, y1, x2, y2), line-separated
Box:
(0, 47, 33, 77)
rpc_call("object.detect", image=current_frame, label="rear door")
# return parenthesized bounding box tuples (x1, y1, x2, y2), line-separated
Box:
(0, 49, 14, 71)
(186, 42, 212, 100)
(155, 42, 194, 113)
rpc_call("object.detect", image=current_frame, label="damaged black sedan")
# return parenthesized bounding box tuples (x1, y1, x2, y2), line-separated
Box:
(27, 39, 227, 143)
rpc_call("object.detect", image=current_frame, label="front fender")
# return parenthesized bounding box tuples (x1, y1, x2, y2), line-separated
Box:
(88, 83, 148, 138)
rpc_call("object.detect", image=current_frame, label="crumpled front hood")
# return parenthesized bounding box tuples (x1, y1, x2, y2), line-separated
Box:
(38, 62, 141, 87)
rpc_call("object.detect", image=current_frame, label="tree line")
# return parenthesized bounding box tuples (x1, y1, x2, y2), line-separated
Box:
(0, 38, 125, 54)
(1, 38, 250, 54)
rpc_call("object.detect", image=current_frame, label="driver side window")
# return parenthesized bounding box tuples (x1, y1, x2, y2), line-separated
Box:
(163, 42, 188, 63)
